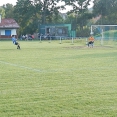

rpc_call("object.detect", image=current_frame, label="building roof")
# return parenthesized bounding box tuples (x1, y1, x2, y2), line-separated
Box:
(0, 18, 20, 29)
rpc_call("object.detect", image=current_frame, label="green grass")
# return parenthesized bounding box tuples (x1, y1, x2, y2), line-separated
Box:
(0, 40, 117, 117)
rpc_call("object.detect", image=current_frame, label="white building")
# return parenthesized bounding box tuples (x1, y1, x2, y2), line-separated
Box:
(0, 15, 20, 39)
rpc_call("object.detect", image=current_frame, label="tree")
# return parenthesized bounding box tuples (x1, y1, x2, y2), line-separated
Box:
(2, 4, 14, 18)
(64, 0, 93, 36)
(34, 0, 65, 24)
(14, 0, 65, 35)
(0, 6, 5, 18)
(14, 0, 40, 34)
(93, 0, 117, 24)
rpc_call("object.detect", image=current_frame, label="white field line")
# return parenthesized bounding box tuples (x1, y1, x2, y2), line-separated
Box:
(0, 60, 116, 73)
(0, 60, 42, 72)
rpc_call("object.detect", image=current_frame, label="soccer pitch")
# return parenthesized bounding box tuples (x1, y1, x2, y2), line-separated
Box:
(0, 40, 117, 117)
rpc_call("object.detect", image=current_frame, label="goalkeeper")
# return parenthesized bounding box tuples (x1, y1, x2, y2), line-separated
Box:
(88, 36, 95, 47)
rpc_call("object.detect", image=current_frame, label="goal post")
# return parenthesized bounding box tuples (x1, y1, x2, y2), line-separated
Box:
(90, 25, 117, 46)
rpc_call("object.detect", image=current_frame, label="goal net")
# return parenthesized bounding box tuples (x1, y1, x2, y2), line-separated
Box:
(90, 25, 117, 46)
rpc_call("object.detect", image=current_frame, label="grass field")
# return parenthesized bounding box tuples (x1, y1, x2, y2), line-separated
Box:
(0, 39, 117, 117)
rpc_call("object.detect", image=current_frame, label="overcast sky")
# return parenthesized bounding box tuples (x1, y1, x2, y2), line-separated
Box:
(0, 0, 93, 13)
(0, 0, 17, 6)
(0, 0, 93, 6)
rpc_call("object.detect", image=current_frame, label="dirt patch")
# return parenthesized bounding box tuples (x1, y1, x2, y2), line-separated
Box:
(65, 46, 114, 49)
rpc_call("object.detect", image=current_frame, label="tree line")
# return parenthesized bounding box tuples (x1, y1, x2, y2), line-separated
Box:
(0, 0, 117, 37)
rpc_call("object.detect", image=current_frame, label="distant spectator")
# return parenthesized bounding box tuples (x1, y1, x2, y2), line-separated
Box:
(20, 35, 22, 40)
(47, 33, 50, 40)
(25, 34, 28, 41)
(38, 33, 40, 38)
(28, 34, 32, 40)
(22, 35, 25, 40)
(32, 35, 34, 39)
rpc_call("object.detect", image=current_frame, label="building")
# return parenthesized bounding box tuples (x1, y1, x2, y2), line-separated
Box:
(39, 24, 76, 38)
(0, 15, 20, 39)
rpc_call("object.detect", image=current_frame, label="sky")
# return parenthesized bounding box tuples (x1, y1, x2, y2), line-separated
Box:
(0, 0, 94, 13)
(0, 0, 17, 6)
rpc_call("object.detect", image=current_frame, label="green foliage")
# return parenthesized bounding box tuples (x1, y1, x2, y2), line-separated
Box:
(2, 0, 117, 37)
(14, 0, 38, 34)
(0, 0, 93, 37)
(77, 27, 90, 37)
(0, 6, 5, 18)
(35, 0, 65, 24)
(64, 0, 93, 36)
(13, 0, 65, 35)
(93, 0, 109, 16)
(93, 0, 117, 24)
(2, 4, 14, 18)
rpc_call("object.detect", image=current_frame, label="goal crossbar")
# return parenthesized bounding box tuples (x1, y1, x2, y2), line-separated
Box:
(91, 25, 117, 45)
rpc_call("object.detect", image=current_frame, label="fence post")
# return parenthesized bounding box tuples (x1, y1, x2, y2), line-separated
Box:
(71, 37, 74, 44)
(60, 37, 62, 44)
(49, 36, 51, 43)
(40, 36, 42, 42)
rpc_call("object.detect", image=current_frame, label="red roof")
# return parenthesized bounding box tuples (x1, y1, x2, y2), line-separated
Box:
(0, 18, 20, 29)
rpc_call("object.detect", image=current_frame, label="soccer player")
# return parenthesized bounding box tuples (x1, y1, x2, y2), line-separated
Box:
(88, 36, 94, 48)
(11, 35, 20, 49)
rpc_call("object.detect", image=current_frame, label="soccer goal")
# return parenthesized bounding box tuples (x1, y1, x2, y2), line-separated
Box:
(90, 25, 117, 46)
